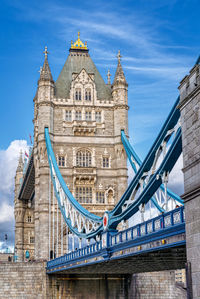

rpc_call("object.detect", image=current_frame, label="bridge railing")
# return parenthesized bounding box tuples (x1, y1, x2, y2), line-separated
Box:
(47, 206, 184, 270)
(47, 240, 102, 268)
(109, 206, 184, 246)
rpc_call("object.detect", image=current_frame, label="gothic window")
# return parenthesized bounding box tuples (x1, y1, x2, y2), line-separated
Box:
(27, 216, 32, 223)
(103, 157, 109, 168)
(76, 150, 92, 167)
(107, 189, 114, 204)
(85, 89, 91, 101)
(75, 88, 81, 101)
(76, 187, 92, 203)
(85, 111, 92, 121)
(95, 111, 101, 123)
(96, 191, 105, 203)
(65, 110, 72, 121)
(75, 111, 82, 120)
(58, 156, 65, 167)
(30, 237, 34, 244)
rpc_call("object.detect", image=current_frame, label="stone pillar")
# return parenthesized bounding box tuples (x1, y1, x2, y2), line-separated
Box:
(179, 61, 200, 299)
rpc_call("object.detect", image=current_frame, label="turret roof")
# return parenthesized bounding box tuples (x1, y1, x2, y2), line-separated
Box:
(113, 50, 127, 85)
(55, 36, 111, 100)
(39, 47, 54, 82)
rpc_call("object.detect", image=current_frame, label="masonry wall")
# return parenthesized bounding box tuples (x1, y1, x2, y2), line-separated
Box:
(0, 263, 187, 299)
(131, 271, 187, 299)
(0, 261, 48, 299)
(179, 63, 200, 299)
(48, 270, 186, 299)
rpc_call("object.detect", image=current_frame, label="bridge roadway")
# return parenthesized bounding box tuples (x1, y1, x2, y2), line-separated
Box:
(47, 206, 186, 275)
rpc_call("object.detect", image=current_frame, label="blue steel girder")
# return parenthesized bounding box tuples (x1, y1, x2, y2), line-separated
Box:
(45, 96, 182, 238)
(109, 128, 182, 228)
(109, 97, 182, 223)
(45, 128, 103, 239)
(121, 130, 184, 210)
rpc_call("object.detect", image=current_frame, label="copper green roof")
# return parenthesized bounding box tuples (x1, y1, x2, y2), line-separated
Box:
(55, 50, 111, 100)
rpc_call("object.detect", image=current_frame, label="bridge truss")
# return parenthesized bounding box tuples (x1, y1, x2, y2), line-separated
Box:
(44, 96, 183, 257)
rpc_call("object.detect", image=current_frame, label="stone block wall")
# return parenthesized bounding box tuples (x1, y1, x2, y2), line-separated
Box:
(179, 63, 200, 298)
(0, 263, 187, 299)
(131, 271, 187, 299)
(0, 261, 48, 299)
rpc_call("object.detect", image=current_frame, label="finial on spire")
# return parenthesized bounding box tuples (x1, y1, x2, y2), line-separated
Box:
(39, 46, 54, 82)
(117, 50, 122, 63)
(71, 32, 88, 50)
(107, 69, 111, 84)
(39, 66, 42, 75)
(43, 46, 48, 59)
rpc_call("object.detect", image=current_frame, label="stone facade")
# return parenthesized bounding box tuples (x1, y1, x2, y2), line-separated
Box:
(0, 261, 48, 299)
(0, 264, 186, 299)
(14, 35, 128, 261)
(179, 59, 200, 299)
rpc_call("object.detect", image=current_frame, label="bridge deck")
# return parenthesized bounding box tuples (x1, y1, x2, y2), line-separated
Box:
(47, 207, 186, 274)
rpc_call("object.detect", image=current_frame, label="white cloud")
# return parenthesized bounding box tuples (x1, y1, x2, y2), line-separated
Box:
(0, 203, 14, 224)
(168, 154, 184, 195)
(0, 140, 29, 197)
(0, 140, 29, 245)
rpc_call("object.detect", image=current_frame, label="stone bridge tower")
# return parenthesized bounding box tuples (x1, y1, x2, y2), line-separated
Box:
(179, 57, 200, 299)
(14, 33, 129, 261)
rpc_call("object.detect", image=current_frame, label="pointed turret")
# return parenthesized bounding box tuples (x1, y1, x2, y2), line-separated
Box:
(35, 46, 55, 137)
(16, 150, 24, 172)
(38, 46, 54, 83)
(112, 50, 128, 137)
(113, 51, 127, 86)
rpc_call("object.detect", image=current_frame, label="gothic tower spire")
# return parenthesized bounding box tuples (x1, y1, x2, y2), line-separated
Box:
(16, 149, 24, 172)
(113, 50, 127, 86)
(39, 46, 54, 82)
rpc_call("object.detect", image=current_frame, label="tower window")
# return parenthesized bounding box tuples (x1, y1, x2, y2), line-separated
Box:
(76, 150, 92, 167)
(96, 191, 105, 203)
(65, 110, 72, 121)
(95, 111, 101, 123)
(58, 156, 65, 167)
(75, 111, 82, 120)
(30, 237, 34, 244)
(75, 89, 81, 101)
(85, 111, 92, 121)
(103, 157, 109, 168)
(27, 216, 32, 223)
(85, 89, 91, 101)
(76, 187, 92, 203)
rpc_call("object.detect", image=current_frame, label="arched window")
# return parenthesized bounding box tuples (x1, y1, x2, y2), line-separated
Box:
(85, 89, 91, 101)
(75, 88, 81, 101)
(76, 150, 92, 167)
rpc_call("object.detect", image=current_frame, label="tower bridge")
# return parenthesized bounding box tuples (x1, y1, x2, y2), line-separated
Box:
(2, 34, 199, 298)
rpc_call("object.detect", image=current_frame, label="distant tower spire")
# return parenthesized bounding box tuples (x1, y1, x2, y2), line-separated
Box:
(113, 50, 127, 86)
(39, 46, 54, 82)
(17, 150, 24, 172)
(43, 46, 48, 59)
(117, 50, 122, 63)
(107, 70, 111, 84)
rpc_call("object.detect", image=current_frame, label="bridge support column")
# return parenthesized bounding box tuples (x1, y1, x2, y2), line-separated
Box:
(179, 60, 200, 299)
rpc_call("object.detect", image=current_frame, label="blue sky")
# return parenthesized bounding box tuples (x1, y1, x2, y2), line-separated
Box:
(0, 0, 199, 248)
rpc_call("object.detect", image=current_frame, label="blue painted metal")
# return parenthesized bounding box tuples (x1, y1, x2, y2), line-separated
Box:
(45, 127, 103, 239)
(121, 130, 184, 207)
(109, 127, 182, 228)
(46, 206, 185, 273)
(109, 97, 181, 222)
(45, 95, 182, 238)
